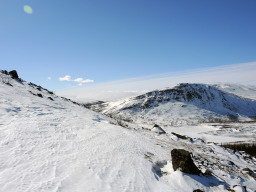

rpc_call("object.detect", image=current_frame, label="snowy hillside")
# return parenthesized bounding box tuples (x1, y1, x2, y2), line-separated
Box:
(0, 71, 171, 191)
(212, 83, 256, 100)
(89, 83, 256, 126)
(1, 71, 256, 192)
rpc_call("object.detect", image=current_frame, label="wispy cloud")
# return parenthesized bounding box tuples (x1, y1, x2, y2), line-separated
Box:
(59, 75, 94, 85)
(57, 62, 256, 101)
(47, 77, 51, 81)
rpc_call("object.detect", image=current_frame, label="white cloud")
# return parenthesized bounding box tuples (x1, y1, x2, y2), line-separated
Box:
(59, 75, 94, 85)
(74, 78, 83, 82)
(59, 75, 72, 81)
(57, 62, 256, 102)
(47, 77, 51, 80)
(74, 78, 94, 83)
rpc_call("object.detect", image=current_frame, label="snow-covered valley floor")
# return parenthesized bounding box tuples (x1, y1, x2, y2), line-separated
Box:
(165, 122, 256, 144)
(0, 74, 256, 192)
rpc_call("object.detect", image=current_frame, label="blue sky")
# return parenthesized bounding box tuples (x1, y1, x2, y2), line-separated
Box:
(1, 0, 256, 91)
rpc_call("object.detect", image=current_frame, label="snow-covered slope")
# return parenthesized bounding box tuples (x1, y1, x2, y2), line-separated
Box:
(90, 83, 256, 126)
(0, 72, 171, 191)
(212, 83, 256, 100)
(1, 71, 256, 192)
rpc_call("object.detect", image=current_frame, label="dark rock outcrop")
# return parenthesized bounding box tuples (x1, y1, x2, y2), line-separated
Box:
(9, 70, 19, 79)
(171, 132, 193, 141)
(193, 189, 204, 192)
(1, 70, 9, 75)
(171, 149, 201, 175)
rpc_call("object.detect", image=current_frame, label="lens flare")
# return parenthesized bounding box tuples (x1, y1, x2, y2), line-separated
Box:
(24, 5, 33, 14)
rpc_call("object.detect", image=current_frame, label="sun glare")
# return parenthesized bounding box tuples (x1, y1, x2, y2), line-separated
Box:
(24, 5, 33, 14)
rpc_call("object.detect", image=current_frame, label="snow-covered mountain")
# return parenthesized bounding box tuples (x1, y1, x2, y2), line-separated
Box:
(89, 83, 256, 126)
(212, 83, 256, 100)
(1, 71, 256, 192)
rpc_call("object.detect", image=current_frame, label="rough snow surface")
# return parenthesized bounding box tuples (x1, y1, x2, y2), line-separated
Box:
(0, 76, 171, 192)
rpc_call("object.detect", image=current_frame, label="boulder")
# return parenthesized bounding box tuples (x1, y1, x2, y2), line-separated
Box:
(9, 70, 19, 79)
(171, 149, 201, 175)
(1, 70, 8, 75)
(193, 190, 204, 192)
(151, 124, 166, 134)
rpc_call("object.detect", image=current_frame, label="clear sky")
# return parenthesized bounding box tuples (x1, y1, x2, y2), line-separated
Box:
(1, 0, 256, 91)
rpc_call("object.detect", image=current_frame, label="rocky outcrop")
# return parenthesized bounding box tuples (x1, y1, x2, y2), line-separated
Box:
(9, 70, 19, 79)
(151, 124, 166, 134)
(171, 149, 201, 175)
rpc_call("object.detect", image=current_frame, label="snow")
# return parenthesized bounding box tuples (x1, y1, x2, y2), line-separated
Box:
(92, 83, 256, 127)
(164, 123, 256, 144)
(151, 125, 165, 134)
(212, 83, 256, 100)
(1, 72, 256, 192)
(0, 75, 171, 192)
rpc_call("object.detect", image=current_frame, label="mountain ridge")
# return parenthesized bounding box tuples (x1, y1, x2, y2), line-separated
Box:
(89, 83, 256, 126)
